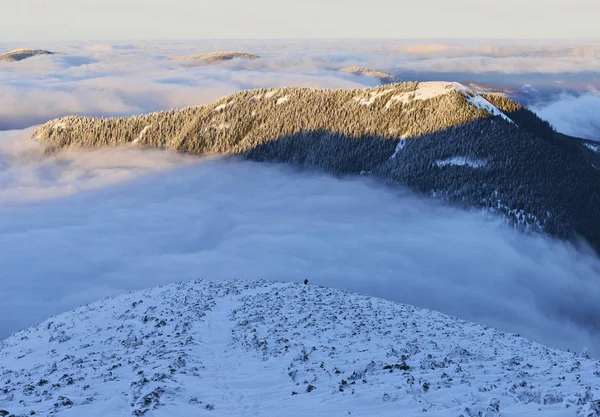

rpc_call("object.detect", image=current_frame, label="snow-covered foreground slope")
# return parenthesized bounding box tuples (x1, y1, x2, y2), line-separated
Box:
(1, 280, 600, 417)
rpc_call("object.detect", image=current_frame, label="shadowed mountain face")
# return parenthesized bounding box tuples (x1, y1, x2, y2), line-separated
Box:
(0, 49, 58, 62)
(33, 82, 600, 252)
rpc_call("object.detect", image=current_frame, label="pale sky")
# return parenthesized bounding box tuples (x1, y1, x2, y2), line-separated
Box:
(1, 0, 597, 42)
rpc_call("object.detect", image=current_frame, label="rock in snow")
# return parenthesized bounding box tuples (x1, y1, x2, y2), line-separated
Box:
(1, 280, 600, 416)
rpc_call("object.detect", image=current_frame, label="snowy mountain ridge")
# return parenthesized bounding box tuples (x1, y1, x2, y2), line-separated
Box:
(1, 279, 600, 417)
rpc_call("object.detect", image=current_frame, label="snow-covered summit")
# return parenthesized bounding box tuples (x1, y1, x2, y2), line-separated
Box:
(1, 280, 599, 417)
(383, 82, 514, 123)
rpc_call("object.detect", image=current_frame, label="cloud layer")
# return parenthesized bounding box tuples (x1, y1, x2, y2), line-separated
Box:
(530, 93, 600, 141)
(1, 132, 600, 357)
(1, 40, 599, 137)
(1, 41, 600, 358)
(0, 129, 196, 202)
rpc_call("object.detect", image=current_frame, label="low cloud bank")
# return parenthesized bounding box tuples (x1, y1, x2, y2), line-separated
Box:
(530, 93, 600, 141)
(0, 129, 196, 202)
(0, 133, 599, 357)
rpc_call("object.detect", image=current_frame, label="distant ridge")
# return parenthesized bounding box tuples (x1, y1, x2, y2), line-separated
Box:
(34, 81, 600, 252)
(167, 51, 260, 63)
(339, 66, 398, 83)
(0, 49, 59, 62)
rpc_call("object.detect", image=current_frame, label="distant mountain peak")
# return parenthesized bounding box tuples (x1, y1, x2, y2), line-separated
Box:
(0, 49, 60, 62)
(339, 66, 398, 83)
(167, 51, 260, 63)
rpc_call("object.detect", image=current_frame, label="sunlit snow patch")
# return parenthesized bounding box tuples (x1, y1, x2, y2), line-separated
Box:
(384, 82, 454, 107)
(131, 125, 152, 144)
(355, 89, 394, 106)
(276, 96, 290, 105)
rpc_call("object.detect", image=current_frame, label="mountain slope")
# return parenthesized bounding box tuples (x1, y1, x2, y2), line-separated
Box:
(33, 82, 600, 251)
(0, 49, 58, 62)
(34, 82, 487, 152)
(1, 279, 599, 417)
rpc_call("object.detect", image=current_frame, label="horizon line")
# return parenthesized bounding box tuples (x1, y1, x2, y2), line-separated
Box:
(2, 37, 600, 45)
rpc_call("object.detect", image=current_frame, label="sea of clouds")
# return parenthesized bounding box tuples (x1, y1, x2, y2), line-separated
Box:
(1, 40, 599, 139)
(1, 129, 600, 356)
(1, 40, 600, 356)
